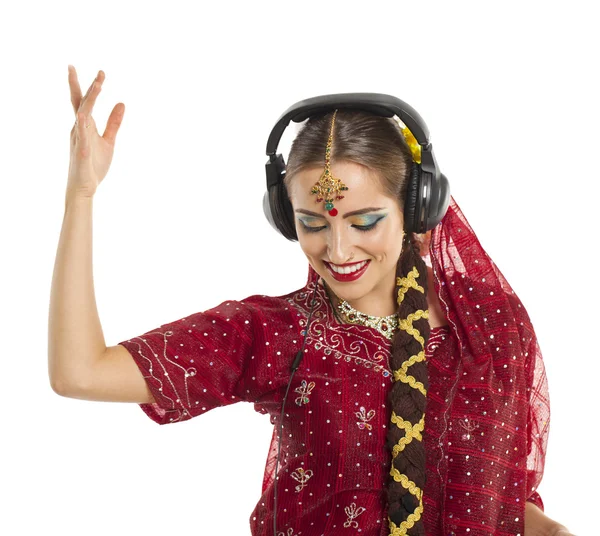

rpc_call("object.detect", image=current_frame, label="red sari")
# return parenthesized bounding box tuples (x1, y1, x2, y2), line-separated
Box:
(118, 196, 549, 535)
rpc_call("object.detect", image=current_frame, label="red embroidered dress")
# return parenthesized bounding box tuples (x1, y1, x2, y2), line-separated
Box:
(118, 197, 550, 535)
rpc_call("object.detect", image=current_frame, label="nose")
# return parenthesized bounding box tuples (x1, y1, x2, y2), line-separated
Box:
(327, 225, 353, 265)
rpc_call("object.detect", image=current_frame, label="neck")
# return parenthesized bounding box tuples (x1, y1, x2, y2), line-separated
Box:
(322, 278, 398, 318)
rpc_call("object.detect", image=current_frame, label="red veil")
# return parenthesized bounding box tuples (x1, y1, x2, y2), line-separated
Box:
(425, 195, 550, 524)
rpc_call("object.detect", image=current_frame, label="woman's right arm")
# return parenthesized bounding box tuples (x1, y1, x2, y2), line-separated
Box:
(48, 66, 153, 404)
(48, 196, 155, 404)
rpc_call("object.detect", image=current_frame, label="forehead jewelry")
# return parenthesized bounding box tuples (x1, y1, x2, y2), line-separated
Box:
(310, 109, 349, 217)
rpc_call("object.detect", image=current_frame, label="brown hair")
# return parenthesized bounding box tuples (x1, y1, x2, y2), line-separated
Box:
(284, 110, 431, 535)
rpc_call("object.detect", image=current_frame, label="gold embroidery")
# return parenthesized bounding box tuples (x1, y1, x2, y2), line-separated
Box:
(393, 370, 427, 396)
(396, 267, 424, 304)
(398, 309, 429, 346)
(294, 379, 315, 406)
(343, 502, 366, 529)
(388, 470, 424, 532)
(388, 505, 424, 535)
(395, 350, 426, 375)
(391, 412, 425, 456)
(290, 467, 313, 492)
(389, 470, 423, 500)
(392, 346, 427, 396)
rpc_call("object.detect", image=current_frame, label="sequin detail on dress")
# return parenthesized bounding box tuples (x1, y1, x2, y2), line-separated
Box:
(458, 417, 480, 441)
(294, 379, 315, 406)
(289, 284, 394, 379)
(343, 502, 366, 528)
(290, 467, 314, 492)
(355, 406, 376, 430)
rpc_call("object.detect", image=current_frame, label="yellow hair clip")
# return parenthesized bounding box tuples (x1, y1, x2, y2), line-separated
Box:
(392, 115, 422, 165)
(400, 125, 422, 165)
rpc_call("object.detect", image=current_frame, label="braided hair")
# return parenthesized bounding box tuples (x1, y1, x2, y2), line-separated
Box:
(386, 233, 429, 534)
(284, 110, 431, 535)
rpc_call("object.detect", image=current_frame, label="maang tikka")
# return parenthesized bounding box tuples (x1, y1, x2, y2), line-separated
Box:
(310, 111, 421, 216)
(310, 109, 349, 217)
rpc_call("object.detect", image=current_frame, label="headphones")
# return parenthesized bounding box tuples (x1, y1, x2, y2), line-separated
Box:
(263, 92, 450, 240)
(262, 93, 451, 535)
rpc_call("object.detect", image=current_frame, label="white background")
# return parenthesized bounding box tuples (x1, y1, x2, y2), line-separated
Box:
(1, 1, 598, 534)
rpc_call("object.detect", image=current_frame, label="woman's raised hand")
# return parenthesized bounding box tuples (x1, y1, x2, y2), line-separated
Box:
(66, 66, 125, 201)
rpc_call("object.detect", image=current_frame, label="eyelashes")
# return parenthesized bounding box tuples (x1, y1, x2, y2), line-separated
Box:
(299, 216, 384, 234)
(354, 223, 377, 233)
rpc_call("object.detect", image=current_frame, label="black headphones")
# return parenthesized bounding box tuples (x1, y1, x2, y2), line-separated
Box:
(263, 93, 451, 535)
(263, 92, 451, 241)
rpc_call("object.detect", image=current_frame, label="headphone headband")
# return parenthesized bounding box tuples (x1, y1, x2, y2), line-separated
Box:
(266, 93, 430, 159)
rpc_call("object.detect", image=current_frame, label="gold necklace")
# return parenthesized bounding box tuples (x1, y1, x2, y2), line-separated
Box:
(323, 280, 399, 340)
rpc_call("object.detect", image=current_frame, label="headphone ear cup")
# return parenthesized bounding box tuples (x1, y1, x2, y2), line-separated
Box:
(403, 162, 421, 234)
(426, 172, 450, 231)
(262, 189, 279, 233)
(263, 182, 298, 241)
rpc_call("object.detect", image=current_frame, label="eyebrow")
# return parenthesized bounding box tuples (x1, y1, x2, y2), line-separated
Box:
(295, 207, 386, 219)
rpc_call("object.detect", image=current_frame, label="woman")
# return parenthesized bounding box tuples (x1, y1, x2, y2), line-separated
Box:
(49, 66, 572, 535)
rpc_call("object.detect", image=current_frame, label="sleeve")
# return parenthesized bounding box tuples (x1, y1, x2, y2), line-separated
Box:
(118, 299, 263, 425)
(524, 335, 550, 511)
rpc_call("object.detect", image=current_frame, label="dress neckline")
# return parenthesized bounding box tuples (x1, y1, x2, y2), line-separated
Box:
(315, 278, 450, 337)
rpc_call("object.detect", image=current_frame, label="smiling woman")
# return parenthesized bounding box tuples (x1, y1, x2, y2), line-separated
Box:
(50, 86, 565, 535)
(271, 105, 558, 534)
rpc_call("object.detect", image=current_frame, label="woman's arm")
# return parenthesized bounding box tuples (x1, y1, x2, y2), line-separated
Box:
(525, 501, 574, 535)
(48, 195, 106, 392)
(49, 66, 123, 393)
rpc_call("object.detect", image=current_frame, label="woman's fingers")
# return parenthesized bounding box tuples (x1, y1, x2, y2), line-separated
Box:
(68, 65, 103, 120)
(78, 70, 104, 121)
(68, 65, 83, 115)
(68, 66, 124, 150)
(102, 102, 125, 146)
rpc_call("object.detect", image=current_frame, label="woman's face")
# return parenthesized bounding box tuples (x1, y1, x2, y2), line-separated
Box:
(288, 160, 405, 313)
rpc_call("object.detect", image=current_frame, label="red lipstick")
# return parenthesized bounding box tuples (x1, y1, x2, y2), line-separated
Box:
(324, 260, 370, 282)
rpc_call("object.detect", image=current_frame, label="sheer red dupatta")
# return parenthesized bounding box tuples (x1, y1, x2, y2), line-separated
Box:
(428, 195, 550, 512)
